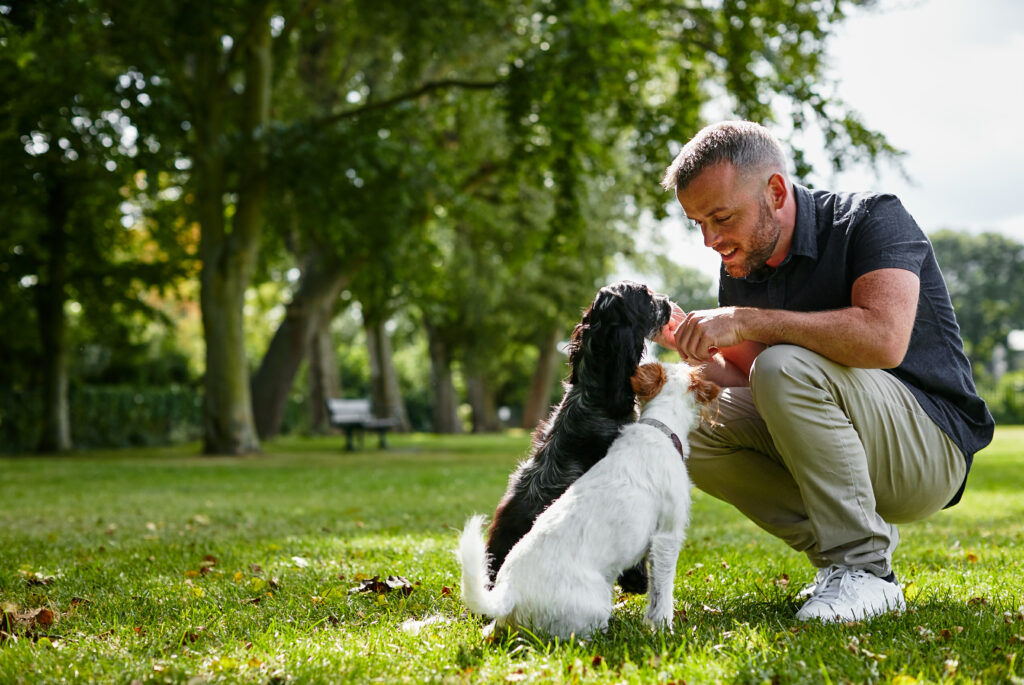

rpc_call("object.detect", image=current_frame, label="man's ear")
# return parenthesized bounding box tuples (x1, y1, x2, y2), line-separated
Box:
(766, 172, 788, 210)
(630, 362, 667, 403)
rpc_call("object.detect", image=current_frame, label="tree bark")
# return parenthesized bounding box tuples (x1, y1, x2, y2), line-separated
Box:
(251, 251, 352, 440)
(424, 319, 462, 433)
(522, 328, 563, 430)
(36, 178, 72, 452)
(365, 317, 410, 431)
(307, 305, 341, 434)
(466, 373, 500, 433)
(195, 4, 272, 455)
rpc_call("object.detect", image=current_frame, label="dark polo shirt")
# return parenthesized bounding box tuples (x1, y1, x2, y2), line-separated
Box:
(719, 184, 995, 506)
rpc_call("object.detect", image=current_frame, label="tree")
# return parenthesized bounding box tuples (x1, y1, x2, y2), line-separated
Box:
(0, 2, 163, 451)
(929, 230, 1024, 371)
(249, 0, 515, 438)
(101, 0, 288, 454)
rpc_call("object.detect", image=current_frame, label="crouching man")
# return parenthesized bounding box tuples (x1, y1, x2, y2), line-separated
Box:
(657, 120, 994, 622)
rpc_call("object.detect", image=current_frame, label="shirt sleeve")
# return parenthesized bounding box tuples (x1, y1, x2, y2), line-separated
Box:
(848, 195, 931, 281)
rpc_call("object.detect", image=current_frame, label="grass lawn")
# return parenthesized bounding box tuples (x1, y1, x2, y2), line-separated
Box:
(1, 427, 1023, 684)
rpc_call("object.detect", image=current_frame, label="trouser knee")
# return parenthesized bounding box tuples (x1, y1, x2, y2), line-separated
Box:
(749, 344, 828, 409)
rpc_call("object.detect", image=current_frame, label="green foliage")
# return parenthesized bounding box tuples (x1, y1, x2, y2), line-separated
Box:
(2, 0, 916, 444)
(0, 385, 201, 454)
(982, 369, 1024, 425)
(930, 230, 1024, 370)
(0, 430, 1022, 681)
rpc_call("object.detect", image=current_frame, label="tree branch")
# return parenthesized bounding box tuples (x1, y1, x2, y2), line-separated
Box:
(312, 78, 502, 129)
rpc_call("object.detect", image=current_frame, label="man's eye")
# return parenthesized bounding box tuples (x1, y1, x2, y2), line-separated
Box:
(716, 215, 732, 224)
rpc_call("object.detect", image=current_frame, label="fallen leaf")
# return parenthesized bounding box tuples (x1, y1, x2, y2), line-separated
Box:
(19, 568, 58, 587)
(891, 675, 918, 685)
(348, 575, 415, 596)
(32, 609, 55, 627)
(441, 586, 452, 597)
(211, 656, 239, 672)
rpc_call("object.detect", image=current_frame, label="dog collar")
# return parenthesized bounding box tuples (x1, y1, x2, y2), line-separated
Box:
(638, 417, 685, 460)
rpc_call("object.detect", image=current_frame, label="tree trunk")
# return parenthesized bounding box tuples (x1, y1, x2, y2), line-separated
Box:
(251, 251, 352, 439)
(466, 373, 500, 433)
(365, 317, 410, 431)
(522, 328, 563, 430)
(195, 5, 272, 455)
(307, 305, 342, 434)
(424, 319, 462, 433)
(36, 179, 72, 452)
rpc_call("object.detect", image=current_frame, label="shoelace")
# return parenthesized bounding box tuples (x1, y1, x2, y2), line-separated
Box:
(811, 566, 871, 602)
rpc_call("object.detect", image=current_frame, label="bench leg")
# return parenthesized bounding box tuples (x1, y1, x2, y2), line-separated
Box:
(344, 427, 356, 452)
(376, 429, 389, 450)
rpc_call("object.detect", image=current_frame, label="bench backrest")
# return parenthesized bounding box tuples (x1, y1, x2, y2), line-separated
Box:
(326, 398, 373, 423)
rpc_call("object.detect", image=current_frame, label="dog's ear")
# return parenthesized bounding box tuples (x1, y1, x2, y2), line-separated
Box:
(606, 317, 647, 410)
(566, 307, 592, 385)
(688, 369, 722, 425)
(688, 372, 721, 405)
(631, 362, 667, 402)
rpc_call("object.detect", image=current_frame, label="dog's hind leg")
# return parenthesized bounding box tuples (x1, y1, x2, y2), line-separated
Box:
(616, 560, 648, 594)
(644, 532, 683, 631)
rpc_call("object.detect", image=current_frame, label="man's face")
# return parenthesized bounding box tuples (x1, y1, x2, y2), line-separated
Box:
(677, 162, 782, 279)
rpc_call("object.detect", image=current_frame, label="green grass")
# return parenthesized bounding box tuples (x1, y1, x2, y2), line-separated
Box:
(1, 428, 1023, 684)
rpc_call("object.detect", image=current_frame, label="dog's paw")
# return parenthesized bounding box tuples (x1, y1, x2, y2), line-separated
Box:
(644, 611, 674, 633)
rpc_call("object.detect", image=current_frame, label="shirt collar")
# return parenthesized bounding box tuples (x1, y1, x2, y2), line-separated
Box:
(788, 183, 819, 261)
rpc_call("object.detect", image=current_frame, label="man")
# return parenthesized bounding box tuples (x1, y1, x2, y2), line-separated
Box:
(656, 120, 994, 622)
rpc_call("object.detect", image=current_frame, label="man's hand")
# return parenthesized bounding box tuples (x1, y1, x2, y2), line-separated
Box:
(652, 302, 686, 349)
(673, 307, 744, 363)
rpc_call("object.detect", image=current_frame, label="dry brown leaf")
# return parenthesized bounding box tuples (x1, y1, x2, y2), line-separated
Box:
(348, 575, 415, 596)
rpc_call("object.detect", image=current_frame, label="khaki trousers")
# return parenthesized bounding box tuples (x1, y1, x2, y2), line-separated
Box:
(686, 345, 966, 577)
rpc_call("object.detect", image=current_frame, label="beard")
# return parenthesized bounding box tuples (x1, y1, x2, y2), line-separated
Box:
(723, 196, 781, 279)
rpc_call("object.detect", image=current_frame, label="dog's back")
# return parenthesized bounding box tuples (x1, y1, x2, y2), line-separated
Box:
(462, 420, 691, 639)
(485, 391, 628, 576)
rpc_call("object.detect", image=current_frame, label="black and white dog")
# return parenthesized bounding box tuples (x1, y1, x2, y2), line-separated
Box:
(485, 280, 672, 594)
(459, 362, 719, 639)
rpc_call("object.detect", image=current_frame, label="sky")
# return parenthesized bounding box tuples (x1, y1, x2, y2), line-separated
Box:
(665, 0, 1024, 283)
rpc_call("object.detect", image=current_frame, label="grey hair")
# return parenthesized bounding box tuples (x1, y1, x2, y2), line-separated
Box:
(661, 120, 788, 192)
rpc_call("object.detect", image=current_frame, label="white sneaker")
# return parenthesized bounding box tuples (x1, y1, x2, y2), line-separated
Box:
(797, 523, 900, 601)
(796, 565, 905, 622)
(796, 566, 832, 601)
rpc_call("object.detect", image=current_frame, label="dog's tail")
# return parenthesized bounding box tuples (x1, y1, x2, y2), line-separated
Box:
(457, 514, 504, 618)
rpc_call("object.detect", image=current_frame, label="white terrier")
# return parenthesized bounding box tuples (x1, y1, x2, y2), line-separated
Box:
(457, 362, 718, 640)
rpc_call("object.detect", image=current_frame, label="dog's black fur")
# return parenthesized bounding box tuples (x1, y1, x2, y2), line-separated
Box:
(485, 280, 672, 593)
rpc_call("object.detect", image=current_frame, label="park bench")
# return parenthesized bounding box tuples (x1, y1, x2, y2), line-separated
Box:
(325, 398, 400, 451)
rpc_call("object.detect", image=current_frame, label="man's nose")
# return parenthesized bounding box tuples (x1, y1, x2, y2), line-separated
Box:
(702, 227, 720, 249)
